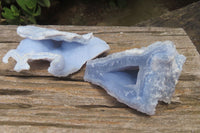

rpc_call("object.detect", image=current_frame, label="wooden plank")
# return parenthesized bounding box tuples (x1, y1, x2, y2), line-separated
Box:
(0, 25, 200, 132)
(0, 76, 199, 132)
(0, 25, 187, 43)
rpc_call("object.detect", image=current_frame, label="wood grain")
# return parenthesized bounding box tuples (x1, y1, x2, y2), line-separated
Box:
(0, 25, 199, 133)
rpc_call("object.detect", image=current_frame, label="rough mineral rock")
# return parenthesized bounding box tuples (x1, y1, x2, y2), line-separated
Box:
(2, 26, 110, 77)
(84, 41, 186, 115)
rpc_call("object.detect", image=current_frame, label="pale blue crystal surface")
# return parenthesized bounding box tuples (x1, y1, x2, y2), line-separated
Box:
(3, 26, 110, 77)
(84, 41, 186, 115)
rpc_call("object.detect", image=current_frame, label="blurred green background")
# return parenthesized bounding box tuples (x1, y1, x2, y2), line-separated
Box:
(0, 0, 198, 25)
(1, 0, 200, 53)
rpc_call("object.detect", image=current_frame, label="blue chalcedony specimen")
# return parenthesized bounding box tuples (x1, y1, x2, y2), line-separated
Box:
(84, 41, 186, 115)
(3, 26, 110, 77)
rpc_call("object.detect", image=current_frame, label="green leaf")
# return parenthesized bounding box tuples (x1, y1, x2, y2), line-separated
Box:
(32, 6, 41, 16)
(26, 0, 37, 10)
(2, 7, 17, 20)
(16, 0, 29, 14)
(16, 0, 37, 15)
(37, 0, 50, 7)
(20, 18, 24, 23)
(28, 16, 36, 24)
(11, 5, 20, 16)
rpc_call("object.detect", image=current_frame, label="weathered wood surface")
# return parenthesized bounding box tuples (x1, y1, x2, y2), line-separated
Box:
(0, 25, 199, 133)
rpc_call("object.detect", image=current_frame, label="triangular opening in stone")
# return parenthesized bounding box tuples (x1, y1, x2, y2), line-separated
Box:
(103, 66, 140, 89)
(111, 66, 139, 85)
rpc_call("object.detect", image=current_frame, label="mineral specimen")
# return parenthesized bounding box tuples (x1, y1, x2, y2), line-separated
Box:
(2, 26, 110, 77)
(84, 41, 186, 115)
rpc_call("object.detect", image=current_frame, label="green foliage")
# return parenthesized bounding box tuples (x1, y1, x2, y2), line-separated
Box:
(37, 0, 50, 7)
(2, 5, 19, 22)
(1, 0, 51, 24)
